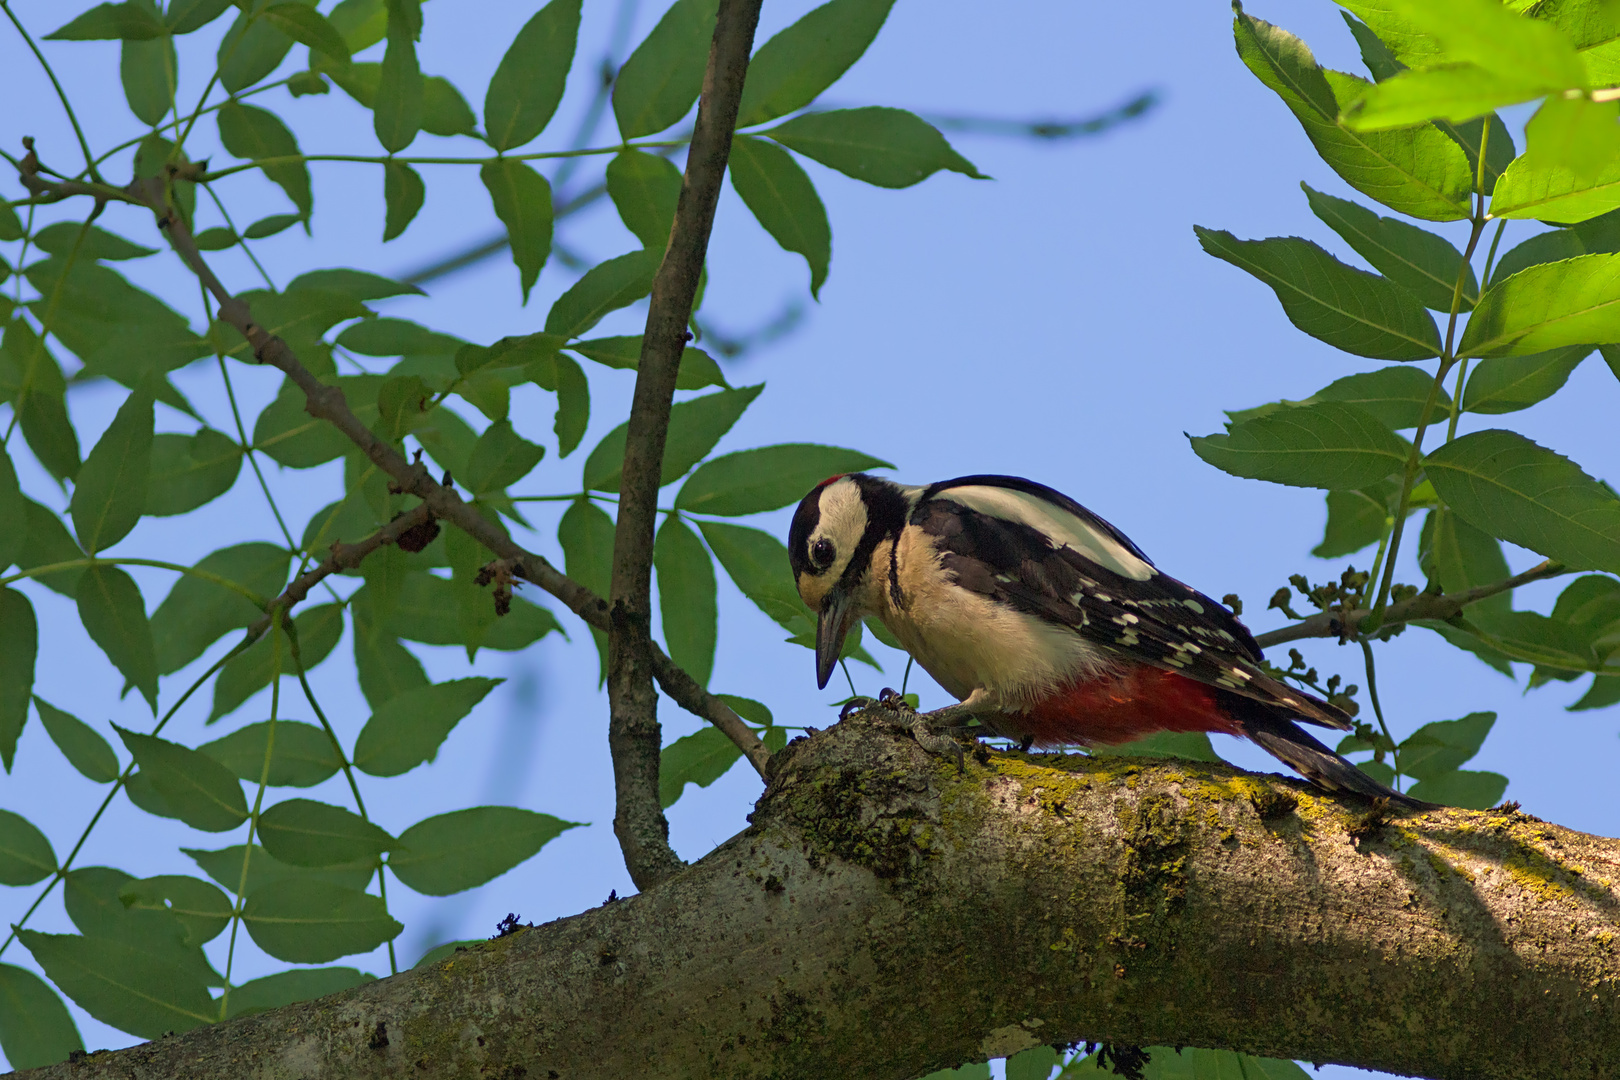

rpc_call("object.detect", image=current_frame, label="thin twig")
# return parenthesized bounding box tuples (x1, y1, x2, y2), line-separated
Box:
(1255, 560, 1569, 649)
(607, 0, 763, 891)
(103, 173, 768, 786)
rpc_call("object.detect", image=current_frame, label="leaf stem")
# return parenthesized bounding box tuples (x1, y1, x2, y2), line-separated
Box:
(1359, 638, 1400, 788)
(200, 183, 277, 291)
(196, 140, 684, 183)
(0, 0, 99, 178)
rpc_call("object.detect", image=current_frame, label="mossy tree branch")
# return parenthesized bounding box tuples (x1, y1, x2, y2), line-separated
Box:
(19, 715, 1619, 1080)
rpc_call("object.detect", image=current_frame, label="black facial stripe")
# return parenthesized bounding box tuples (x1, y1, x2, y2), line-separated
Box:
(788, 483, 826, 578)
(833, 474, 907, 599)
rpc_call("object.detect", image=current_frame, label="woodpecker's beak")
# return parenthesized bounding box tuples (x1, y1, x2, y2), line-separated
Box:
(815, 585, 855, 690)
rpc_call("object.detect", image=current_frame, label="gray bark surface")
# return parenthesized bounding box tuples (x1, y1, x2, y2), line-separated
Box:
(17, 712, 1620, 1080)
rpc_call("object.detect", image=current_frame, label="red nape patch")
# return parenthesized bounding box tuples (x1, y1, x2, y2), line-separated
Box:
(814, 473, 847, 490)
(1012, 666, 1244, 748)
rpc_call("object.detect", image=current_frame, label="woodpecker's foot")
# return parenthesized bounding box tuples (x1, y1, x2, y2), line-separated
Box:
(839, 697, 877, 721)
(899, 713, 966, 771)
(876, 687, 913, 712)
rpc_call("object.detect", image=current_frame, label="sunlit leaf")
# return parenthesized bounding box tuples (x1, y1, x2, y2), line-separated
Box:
(1195, 228, 1441, 359)
(1407, 768, 1508, 808)
(1492, 155, 1620, 223)
(1314, 482, 1394, 559)
(1190, 402, 1410, 490)
(1301, 182, 1476, 311)
(1419, 508, 1511, 619)
(1462, 345, 1590, 414)
(1424, 429, 1620, 572)
(1313, 366, 1452, 430)
(675, 443, 892, 516)
(1459, 254, 1620, 357)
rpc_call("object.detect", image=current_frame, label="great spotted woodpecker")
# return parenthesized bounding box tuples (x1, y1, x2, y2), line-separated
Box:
(788, 473, 1407, 803)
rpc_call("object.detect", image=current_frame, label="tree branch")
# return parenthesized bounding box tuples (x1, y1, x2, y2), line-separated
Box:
(607, 0, 763, 890)
(111, 175, 769, 781)
(21, 715, 1620, 1080)
(1254, 560, 1571, 649)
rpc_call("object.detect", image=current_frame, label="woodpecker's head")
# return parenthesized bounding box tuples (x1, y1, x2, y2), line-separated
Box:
(789, 473, 910, 689)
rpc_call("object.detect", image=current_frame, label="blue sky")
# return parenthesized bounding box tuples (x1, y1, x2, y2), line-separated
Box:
(2, 0, 1617, 1073)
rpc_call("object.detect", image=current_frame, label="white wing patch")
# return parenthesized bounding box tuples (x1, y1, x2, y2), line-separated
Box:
(938, 485, 1157, 581)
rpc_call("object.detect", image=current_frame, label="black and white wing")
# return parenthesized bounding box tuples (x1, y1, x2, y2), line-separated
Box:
(913, 476, 1350, 730)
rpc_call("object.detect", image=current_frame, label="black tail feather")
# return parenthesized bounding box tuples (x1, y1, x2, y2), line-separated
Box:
(1229, 704, 1432, 809)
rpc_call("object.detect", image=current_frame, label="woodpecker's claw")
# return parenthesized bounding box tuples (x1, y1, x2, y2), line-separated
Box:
(876, 687, 913, 712)
(900, 713, 967, 772)
(838, 697, 877, 721)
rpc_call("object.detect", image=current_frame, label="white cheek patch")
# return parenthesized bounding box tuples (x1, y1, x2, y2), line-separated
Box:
(808, 478, 869, 583)
(939, 486, 1157, 581)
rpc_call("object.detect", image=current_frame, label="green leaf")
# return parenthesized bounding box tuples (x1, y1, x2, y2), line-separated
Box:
(1419, 508, 1511, 617)
(481, 159, 553, 302)
(340, 318, 465, 358)
(260, 2, 350, 63)
(169, 0, 236, 35)
(242, 212, 302, 239)
(32, 223, 158, 263)
(729, 136, 832, 297)
(0, 963, 84, 1070)
(766, 107, 986, 189)
(198, 719, 344, 787)
(613, 0, 719, 138)
(389, 806, 579, 895)
(352, 626, 430, 712)
(1424, 429, 1620, 572)
(218, 101, 312, 218)
(569, 335, 729, 389)
(1571, 673, 1620, 710)
(0, 589, 35, 771)
(659, 726, 740, 807)
(1407, 769, 1509, 808)
(483, 0, 580, 151)
(1189, 402, 1410, 491)
(0, 809, 56, 886)
(675, 443, 892, 516)
(184, 843, 374, 894)
(1301, 183, 1476, 311)
(146, 428, 243, 516)
(151, 542, 287, 676)
(1492, 155, 1620, 223)
(225, 967, 373, 1019)
(1091, 730, 1223, 764)
(34, 697, 120, 784)
(69, 385, 154, 554)
(606, 150, 682, 250)
(383, 160, 426, 241)
(697, 520, 811, 629)
(253, 384, 353, 469)
(1462, 345, 1589, 414)
(374, 2, 423, 152)
(1194, 228, 1441, 359)
(115, 726, 248, 832)
(0, 446, 19, 573)
(463, 420, 545, 495)
(45, 2, 166, 40)
(78, 567, 159, 711)
(242, 879, 402, 963)
(117, 875, 231, 945)
(258, 798, 394, 867)
(1004, 1045, 1061, 1080)
(1491, 229, 1587, 286)
(413, 940, 482, 968)
(544, 249, 661, 339)
(583, 384, 764, 492)
(1, 318, 79, 481)
(559, 498, 615, 681)
(1314, 366, 1452, 429)
(17, 499, 85, 597)
(1314, 483, 1394, 559)
(17, 930, 212, 1040)
(211, 604, 344, 722)
(735, 0, 895, 127)
(656, 515, 717, 688)
(1343, 63, 1553, 130)
(217, 1, 307, 97)
(1459, 254, 1620, 357)
(353, 677, 501, 776)
(1233, 10, 1472, 221)
(376, 374, 433, 439)
(1399, 711, 1495, 779)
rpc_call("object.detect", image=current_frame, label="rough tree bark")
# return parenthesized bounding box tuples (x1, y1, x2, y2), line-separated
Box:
(19, 712, 1619, 1080)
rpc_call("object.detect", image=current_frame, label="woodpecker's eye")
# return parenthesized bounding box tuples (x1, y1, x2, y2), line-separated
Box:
(810, 538, 835, 570)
